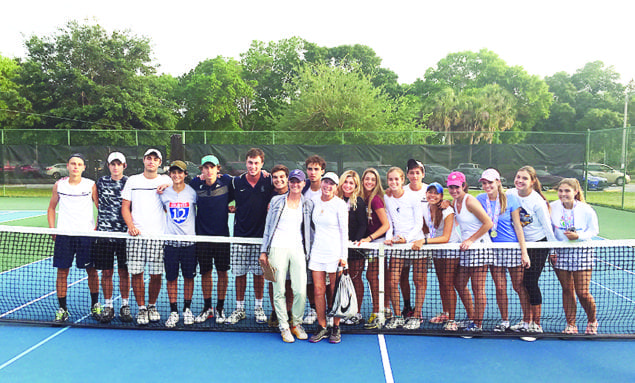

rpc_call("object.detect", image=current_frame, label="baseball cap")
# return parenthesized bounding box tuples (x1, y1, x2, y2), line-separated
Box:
(144, 148, 162, 160)
(321, 172, 339, 185)
(68, 153, 86, 163)
(479, 168, 501, 183)
(200, 154, 219, 167)
(169, 160, 187, 172)
(107, 152, 126, 164)
(406, 159, 424, 172)
(289, 169, 306, 182)
(447, 171, 466, 187)
(427, 182, 444, 194)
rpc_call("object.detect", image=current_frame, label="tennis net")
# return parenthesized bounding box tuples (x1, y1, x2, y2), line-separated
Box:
(1, 225, 634, 338)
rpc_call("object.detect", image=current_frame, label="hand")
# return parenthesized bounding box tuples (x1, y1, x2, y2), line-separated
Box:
(339, 259, 347, 268)
(521, 253, 531, 268)
(411, 239, 424, 251)
(392, 236, 406, 244)
(564, 231, 579, 240)
(360, 237, 371, 243)
(128, 225, 140, 236)
(156, 184, 170, 194)
(383, 239, 393, 246)
(549, 253, 557, 266)
(439, 199, 451, 209)
(459, 239, 473, 251)
(259, 253, 268, 264)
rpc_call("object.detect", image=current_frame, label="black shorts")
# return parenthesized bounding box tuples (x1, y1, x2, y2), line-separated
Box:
(348, 248, 366, 261)
(91, 238, 128, 271)
(196, 242, 231, 274)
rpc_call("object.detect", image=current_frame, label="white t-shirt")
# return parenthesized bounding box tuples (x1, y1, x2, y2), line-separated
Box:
(304, 187, 322, 202)
(406, 183, 428, 205)
(56, 177, 95, 232)
(508, 188, 556, 242)
(122, 173, 172, 235)
(310, 196, 348, 263)
(385, 191, 424, 243)
(160, 184, 197, 246)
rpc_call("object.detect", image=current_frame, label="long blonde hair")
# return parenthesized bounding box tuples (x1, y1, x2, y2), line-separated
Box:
(361, 168, 384, 220)
(557, 178, 585, 203)
(337, 170, 362, 210)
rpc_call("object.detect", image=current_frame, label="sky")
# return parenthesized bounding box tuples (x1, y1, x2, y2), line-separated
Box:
(2, 0, 633, 86)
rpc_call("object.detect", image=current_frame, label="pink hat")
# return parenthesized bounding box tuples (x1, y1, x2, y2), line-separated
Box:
(447, 171, 466, 187)
(479, 168, 500, 183)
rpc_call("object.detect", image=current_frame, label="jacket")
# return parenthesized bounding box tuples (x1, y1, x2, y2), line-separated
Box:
(260, 193, 315, 258)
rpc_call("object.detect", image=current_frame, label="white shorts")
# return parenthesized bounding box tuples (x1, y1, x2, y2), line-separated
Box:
(126, 238, 165, 275)
(459, 248, 493, 268)
(492, 248, 522, 268)
(308, 259, 339, 273)
(231, 243, 263, 276)
(554, 248, 594, 271)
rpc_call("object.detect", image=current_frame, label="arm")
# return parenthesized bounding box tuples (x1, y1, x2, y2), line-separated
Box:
(383, 204, 394, 245)
(566, 204, 599, 241)
(338, 201, 349, 265)
(535, 200, 557, 242)
(47, 183, 59, 229)
(121, 199, 139, 236)
(511, 208, 530, 268)
(428, 212, 455, 244)
(461, 195, 493, 250)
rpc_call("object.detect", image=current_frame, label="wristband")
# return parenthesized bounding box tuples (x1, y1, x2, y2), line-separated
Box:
(425, 238, 428, 245)
(369, 234, 374, 241)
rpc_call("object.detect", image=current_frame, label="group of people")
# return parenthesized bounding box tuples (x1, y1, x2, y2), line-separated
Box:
(48, 149, 600, 345)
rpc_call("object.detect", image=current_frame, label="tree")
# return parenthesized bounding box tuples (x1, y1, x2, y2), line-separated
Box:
(0, 55, 32, 129)
(176, 57, 255, 131)
(277, 63, 417, 139)
(17, 20, 178, 133)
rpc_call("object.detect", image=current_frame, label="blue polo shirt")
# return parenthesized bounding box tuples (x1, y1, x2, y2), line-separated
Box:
(190, 174, 234, 236)
(232, 172, 273, 238)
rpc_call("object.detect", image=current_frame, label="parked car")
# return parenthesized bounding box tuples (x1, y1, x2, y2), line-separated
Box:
(567, 163, 630, 186)
(42, 163, 69, 180)
(552, 168, 609, 191)
(456, 163, 480, 169)
(535, 169, 563, 191)
(423, 164, 453, 185)
(453, 168, 507, 189)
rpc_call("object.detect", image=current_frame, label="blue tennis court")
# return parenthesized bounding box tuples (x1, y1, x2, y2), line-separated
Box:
(0, 211, 46, 223)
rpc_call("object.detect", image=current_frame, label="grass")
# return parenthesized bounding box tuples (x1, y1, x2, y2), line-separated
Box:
(1, 186, 53, 198)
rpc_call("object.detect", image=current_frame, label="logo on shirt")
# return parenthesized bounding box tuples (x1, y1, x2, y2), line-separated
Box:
(169, 202, 190, 224)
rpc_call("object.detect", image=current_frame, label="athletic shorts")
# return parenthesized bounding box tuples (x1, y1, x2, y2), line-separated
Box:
(196, 242, 231, 274)
(91, 238, 127, 271)
(432, 248, 461, 259)
(126, 238, 164, 275)
(164, 245, 197, 281)
(385, 248, 429, 260)
(492, 248, 522, 268)
(459, 248, 493, 267)
(53, 235, 93, 269)
(308, 259, 339, 273)
(231, 243, 263, 276)
(553, 248, 594, 271)
(348, 248, 366, 261)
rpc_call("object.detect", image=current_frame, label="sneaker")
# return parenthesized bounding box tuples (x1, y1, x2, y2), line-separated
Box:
(304, 308, 317, 325)
(226, 308, 246, 325)
(364, 313, 383, 330)
(528, 322, 543, 333)
(268, 312, 279, 328)
(464, 322, 483, 332)
(165, 311, 179, 328)
(494, 320, 510, 332)
(280, 327, 295, 343)
(384, 310, 392, 321)
(147, 305, 160, 322)
(563, 324, 579, 334)
(255, 307, 267, 324)
(455, 320, 471, 329)
(137, 307, 149, 325)
(385, 316, 405, 329)
(510, 321, 530, 332)
(183, 308, 194, 326)
(430, 312, 449, 324)
(215, 308, 226, 324)
(55, 307, 69, 323)
(91, 302, 103, 320)
(329, 325, 341, 344)
(291, 325, 308, 340)
(404, 317, 422, 330)
(309, 326, 330, 343)
(344, 313, 363, 325)
(100, 306, 115, 323)
(403, 305, 414, 318)
(444, 320, 458, 331)
(120, 305, 133, 323)
(585, 321, 598, 335)
(194, 308, 215, 324)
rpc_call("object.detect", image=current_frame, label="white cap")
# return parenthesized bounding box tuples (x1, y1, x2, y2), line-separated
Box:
(321, 172, 339, 185)
(479, 168, 501, 183)
(143, 148, 162, 160)
(107, 152, 126, 164)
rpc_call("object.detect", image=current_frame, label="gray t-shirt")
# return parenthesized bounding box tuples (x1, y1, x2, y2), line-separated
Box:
(160, 184, 197, 246)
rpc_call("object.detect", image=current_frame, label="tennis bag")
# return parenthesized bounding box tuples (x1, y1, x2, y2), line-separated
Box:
(328, 268, 358, 319)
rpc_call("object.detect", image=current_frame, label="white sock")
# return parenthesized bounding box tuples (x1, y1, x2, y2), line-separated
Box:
(237, 300, 245, 310)
(105, 299, 113, 308)
(122, 298, 129, 307)
(255, 299, 263, 309)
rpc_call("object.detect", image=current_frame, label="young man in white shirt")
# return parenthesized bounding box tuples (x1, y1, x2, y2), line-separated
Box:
(121, 148, 172, 325)
(47, 153, 99, 323)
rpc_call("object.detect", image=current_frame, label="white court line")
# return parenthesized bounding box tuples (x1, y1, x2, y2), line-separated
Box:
(591, 280, 635, 305)
(378, 334, 394, 383)
(0, 257, 52, 276)
(0, 276, 88, 318)
(0, 211, 47, 223)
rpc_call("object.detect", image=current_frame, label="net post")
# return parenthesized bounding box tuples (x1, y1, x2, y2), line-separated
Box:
(378, 242, 386, 324)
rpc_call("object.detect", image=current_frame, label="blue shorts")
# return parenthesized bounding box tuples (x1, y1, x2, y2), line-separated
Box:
(164, 245, 197, 281)
(53, 235, 93, 269)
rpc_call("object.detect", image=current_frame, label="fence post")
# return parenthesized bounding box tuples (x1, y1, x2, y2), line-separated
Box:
(67, 129, 71, 146)
(584, 129, 590, 198)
